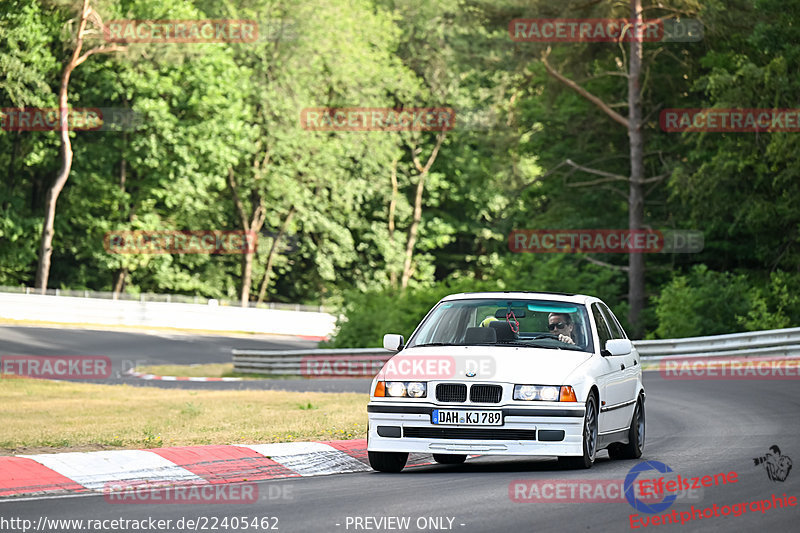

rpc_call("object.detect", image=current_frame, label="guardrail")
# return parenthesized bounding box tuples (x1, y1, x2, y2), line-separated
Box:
(233, 348, 391, 376)
(633, 327, 800, 359)
(0, 286, 327, 312)
(232, 327, 800, 376)
(0, 292, 335, 337)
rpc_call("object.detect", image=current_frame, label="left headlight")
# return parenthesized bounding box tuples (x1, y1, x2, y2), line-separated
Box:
(374, 381, 427, 398)
(514, 385, 573, 401)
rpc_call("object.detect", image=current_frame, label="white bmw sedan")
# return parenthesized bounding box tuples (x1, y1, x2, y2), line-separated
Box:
(367, 291, 645, 472)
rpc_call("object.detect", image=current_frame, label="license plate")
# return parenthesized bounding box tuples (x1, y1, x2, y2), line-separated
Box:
(431, 409, 503, 426)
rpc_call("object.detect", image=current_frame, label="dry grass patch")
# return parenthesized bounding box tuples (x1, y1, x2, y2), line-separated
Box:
(0, 377, 367, 455)
(134, 363, 274, 379)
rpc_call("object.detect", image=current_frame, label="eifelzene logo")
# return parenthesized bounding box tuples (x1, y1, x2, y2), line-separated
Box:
(753, 445, 793, 482)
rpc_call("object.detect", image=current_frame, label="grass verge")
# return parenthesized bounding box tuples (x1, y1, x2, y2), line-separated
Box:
(133, 363, 281, 379)
(0, 377, 367, 455)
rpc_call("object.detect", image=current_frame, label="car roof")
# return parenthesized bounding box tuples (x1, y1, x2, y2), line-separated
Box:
(440, 291, 598, 306)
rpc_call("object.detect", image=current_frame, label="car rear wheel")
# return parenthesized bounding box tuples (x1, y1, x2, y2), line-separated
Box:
(558, 393, 598, 469)
(368, 451, 408, 472)
(433, 454, 467, 464)
(608, 395, 645, 460)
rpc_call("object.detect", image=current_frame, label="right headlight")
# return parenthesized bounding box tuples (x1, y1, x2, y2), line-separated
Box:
(406, 381, 426, 398)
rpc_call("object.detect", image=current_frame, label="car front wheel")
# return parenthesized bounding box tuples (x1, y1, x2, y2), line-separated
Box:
(558, 393, 598, 469)
(368, 451, 408, 472)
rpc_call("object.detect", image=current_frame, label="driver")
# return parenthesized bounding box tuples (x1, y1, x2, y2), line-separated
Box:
(548, 313, 575, 345)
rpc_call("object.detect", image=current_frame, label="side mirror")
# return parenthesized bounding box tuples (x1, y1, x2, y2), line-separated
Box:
(383, 334, 404, 351)
(605, 339, 632, 356)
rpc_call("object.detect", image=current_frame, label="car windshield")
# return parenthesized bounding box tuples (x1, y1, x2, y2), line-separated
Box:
(407, 298, 593, 352)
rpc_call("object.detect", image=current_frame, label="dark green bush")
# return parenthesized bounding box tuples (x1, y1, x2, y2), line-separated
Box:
(651, 265, 800, 339)
(737, 271, 800, 331)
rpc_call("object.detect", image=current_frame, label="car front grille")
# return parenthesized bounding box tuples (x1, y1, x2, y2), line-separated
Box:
(436, 383, 467, 402)
(403, 427, 537, 440)
(469, 384, 502, 403)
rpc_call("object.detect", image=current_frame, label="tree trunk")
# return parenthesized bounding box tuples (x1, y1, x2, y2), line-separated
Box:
(401, 133, 445, 289)
(401, 174, 425, 289)
(539, 1, 649, 336)
(35, 63, 77, 293)
(34, 0, 124, 293)
(240, 251, 254, 307)
(112, 130, 128, 300)
(227, 168, 265, 307)
(627, 0, 645, 336)
(256, 207, 295, 304)
(35, 160, 70, 292)
(388, 158, 399, 288)
(112, 268, 127, 297)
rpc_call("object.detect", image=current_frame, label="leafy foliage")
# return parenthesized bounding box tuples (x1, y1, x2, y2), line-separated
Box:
(0, 0, 797, 343)
(651, 265, 800, 339)
(651, 265, 754, 338)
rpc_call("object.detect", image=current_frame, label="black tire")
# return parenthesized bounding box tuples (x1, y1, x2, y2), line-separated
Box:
(433, 454, 467, 464)
(558, 393, 598, 469)
(608, 395, 645, 460)
(368, 451, 408, 472)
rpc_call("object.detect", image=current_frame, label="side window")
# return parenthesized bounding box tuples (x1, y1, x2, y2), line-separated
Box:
(599, 304, 625, 340)
(591, 304, 612, 352)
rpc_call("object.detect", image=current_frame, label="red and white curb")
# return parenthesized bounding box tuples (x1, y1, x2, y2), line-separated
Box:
(126, 370, 243, 382)
(0, 440, 434, 501)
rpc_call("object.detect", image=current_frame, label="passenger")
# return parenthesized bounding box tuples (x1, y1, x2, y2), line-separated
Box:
(480, 316, 498, 328)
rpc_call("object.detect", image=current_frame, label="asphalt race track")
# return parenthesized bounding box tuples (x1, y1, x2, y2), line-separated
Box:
(1, 327, 798, 532)
(0, 325, 317, 366)
(0, 326, 374, 392)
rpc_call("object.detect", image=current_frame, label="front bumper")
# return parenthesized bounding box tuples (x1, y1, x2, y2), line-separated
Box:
(367, 402, 586, 456)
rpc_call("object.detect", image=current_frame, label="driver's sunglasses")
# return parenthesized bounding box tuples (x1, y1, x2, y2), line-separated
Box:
(547, 322, 567, 331)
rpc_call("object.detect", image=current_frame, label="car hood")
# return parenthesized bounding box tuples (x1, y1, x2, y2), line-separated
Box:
(376, 345, 593, 385)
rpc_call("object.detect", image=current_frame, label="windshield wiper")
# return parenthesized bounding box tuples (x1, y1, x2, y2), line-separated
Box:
(496, 341, 543, 348)
(499, 340, 586, 351)
(526, 342, 588, 352)
(412, 342, 456, 347)
(462, 342, 499, 346)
